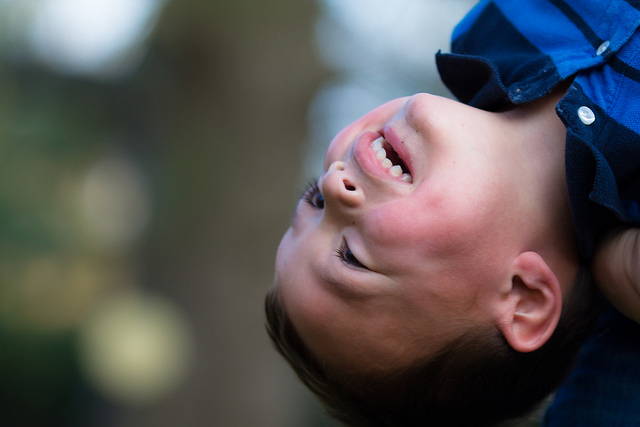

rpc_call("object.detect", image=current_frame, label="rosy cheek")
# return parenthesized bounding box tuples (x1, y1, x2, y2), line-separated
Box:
(365, 202, 466, 259)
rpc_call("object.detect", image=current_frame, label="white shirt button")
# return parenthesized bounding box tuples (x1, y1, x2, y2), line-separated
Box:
(596, 40, 610, 56)
(578, 106, 595, 125)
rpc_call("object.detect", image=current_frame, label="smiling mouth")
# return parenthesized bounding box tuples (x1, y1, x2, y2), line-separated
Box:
(371, 137, 412, 183)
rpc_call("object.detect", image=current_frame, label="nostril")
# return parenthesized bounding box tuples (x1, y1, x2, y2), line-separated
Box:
(343, 180, 356, 191)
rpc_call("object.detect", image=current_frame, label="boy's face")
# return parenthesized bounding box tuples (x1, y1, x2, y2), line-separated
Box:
(275, 93, 565, 372)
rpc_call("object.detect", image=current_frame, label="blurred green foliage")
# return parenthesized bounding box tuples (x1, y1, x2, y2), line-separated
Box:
(0, 0, 327, 425)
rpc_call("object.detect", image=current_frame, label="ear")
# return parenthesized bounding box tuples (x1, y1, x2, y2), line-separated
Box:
(496, 252, 563, 353)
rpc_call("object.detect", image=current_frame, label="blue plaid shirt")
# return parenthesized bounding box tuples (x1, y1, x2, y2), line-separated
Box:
(436, 0, 640, 260)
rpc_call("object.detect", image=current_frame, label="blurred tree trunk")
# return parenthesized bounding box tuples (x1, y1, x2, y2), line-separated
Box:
(120, 1, 328, 426)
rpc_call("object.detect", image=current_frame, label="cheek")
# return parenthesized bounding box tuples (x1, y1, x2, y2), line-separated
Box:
(364, 198, 478, 258)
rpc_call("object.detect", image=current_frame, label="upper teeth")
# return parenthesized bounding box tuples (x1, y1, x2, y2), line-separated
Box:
(371, 137, 412, 183)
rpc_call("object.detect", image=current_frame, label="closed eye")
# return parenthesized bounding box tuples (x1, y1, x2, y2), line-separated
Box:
(335, 239, 368, 270)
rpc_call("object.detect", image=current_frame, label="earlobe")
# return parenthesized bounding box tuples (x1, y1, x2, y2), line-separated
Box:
(497, 252, 563, 353)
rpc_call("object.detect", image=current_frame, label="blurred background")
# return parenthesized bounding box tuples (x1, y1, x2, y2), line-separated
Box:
(0, 0, 477, 426)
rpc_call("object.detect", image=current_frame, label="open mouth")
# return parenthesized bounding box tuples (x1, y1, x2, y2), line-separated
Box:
(371, 137, 412, 183)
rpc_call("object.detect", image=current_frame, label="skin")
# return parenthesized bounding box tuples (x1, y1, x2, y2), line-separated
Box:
(593, 227, 640, 323)
(275, 92, 578, 374)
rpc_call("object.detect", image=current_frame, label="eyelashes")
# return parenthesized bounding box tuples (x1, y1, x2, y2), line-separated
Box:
(300, 179, 368, 271)
(335, 239, 368, 270)
(301, 179, 324, 209)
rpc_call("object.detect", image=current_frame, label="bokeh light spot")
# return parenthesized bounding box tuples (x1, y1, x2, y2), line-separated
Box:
(78, 290, 193, 405)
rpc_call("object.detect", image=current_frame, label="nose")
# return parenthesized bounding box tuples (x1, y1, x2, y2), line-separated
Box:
(321, 161, 364, 213)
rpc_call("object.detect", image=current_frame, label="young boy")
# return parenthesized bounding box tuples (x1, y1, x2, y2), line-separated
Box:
(266, 0, 640, 425)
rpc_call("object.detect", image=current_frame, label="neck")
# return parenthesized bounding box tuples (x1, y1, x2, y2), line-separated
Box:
(505, 89, 579, 292)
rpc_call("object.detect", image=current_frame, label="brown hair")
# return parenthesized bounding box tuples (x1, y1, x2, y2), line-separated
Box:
(265, 266, 604, 427)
